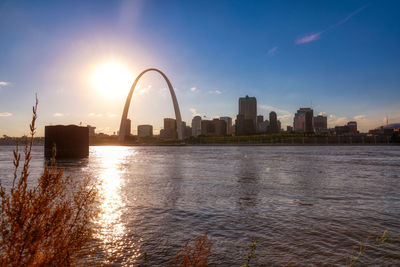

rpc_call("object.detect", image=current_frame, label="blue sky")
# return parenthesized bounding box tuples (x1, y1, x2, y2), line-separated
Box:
(0, 0, 399, 135)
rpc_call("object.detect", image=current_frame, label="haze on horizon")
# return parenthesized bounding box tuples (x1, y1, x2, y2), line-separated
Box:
(0, 0, 399, 136)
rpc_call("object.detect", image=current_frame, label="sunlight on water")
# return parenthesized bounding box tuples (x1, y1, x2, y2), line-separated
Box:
(92, 146, 141, 263)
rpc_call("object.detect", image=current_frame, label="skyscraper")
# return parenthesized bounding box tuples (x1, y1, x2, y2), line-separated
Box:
(293, 108, 314, 133)
(313, 115, 328, 134)
(236, 95, 257, 135)
(220, 116, 232, 135)
(268, 111, 279, 133)
(162, 118, 177, 139)
(191, 116, 202, 137)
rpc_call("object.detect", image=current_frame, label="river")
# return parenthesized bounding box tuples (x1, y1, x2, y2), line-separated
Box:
(0, 145, 399, 266)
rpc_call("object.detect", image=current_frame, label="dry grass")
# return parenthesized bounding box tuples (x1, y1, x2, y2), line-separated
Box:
(0, 96, 98, 266)
(169, 232, 212, 267)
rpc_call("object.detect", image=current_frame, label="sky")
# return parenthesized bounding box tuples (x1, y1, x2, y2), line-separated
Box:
(0, 0, 399, 136)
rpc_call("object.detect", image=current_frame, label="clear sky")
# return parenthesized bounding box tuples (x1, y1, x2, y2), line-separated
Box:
(0, 0, 399, 136)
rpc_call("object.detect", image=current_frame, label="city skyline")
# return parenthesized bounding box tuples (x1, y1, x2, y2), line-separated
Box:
(1, 0, 400, 136)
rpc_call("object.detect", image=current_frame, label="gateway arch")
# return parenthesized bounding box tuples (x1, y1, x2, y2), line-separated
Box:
(118, 68, 183, 142)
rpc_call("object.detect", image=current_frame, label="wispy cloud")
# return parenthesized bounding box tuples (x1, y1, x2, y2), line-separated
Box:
(189, 108, 201, 117)
(107, 113, 117, 118)
(296, 4, 369, 45)
(328, 114, 348, 126)
(0, 81, 10, 88)
(208, 90, 222, 95)
(53, 113, 64, 117)
(89, 113, 103, 117)
(0, 112, 12, 117)
(190, 87, 197, 92)
(296, 32, 322, 44)
(267, 46, 278, 56)
(353, 114, 366, 120)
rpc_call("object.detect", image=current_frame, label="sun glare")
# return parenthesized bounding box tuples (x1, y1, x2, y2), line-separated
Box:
(91, 62, 133, 98)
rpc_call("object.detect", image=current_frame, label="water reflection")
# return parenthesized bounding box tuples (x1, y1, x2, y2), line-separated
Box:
(92, 146, 140, 263)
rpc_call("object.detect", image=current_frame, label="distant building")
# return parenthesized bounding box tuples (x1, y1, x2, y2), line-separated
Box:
(87, 125, 96, 137)
(220, 117, 232, 135)
(161, 118, 177, 139)
(313, 115, 328, 134)
(201, 119, 227, 136)
(268, 111, 279, 133)
(184, 125, 192, 138)
(138, 125, 153, 137)
(287, 125, 293, 133)
(125, 118, 132, 136)
(257, 115, 264, 125)
(347, 121, 357, 134)
(191, 116, 202, 137)
(293, 108, 314, 133)
(277, 120, 281, 132)
(257, 120, 269, 134)
(236, 95, 257, 135)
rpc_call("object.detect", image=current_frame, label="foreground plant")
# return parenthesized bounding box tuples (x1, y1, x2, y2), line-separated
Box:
(0, 97, 98, 266)
(169, 232, 212, 267)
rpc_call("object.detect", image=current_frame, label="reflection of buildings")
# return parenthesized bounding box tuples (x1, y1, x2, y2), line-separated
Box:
(138, 125, 153, 137)
(201, 119, 227, 136)
(191, 116, 202, 137)
(236, 95, 257, 135)
(313, 115, 328, 134)
(220, 116, 232, 135)
(160, 118, 177, 139)
(293, 108, 314, 133)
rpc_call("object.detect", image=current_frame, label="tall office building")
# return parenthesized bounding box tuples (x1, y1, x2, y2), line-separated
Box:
(293, 108, 314, 133)
(220, 116, 232, 135)
(162, 118, 177, 139)
(191, 116, 202, 137)
(201, 119, 227, 136)
(313, 115, 328, 134)
(236, 95, 257, 135)
(138, 125, 153, 137)
(347, 121, 357, 134)
(268, 111, 279, 133)
(125, 118, 131, 136)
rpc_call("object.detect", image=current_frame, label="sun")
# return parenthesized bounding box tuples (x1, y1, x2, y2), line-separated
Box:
(91, 62, 133, 98)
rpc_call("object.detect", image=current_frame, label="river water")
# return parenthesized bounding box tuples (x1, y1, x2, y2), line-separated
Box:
(0, 145, 399, 266)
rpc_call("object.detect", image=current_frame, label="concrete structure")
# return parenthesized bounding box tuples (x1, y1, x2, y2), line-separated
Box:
(184, 125, 192, 138)
(87, 125, 96, 137)
(119, 68, 183, 142)
(293, 108, 314, 133)
(138, 125, 153, 137)
(191, 116, 202, 137)
(313, 115, 328, 134)
(268, 111, 279, 133)
(45, 125, 89, 158)
(220, 116, 232, 135)
(236, 96, 257, 135)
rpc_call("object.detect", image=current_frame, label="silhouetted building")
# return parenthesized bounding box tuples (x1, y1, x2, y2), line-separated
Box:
(138, 125, 153, 137)
(313, 115, 328, 134)
(257, 120, 269, 133)
(125, 118, 131, 136)
(257, 115, 264, 125)
(287, 126, 293, 133)
(87, 125, 96, 137)
(347, 121, 357, 134)
(268, 111, 279, 133)
(184, 126, 192, 138)
(236, 95, 257, 135)
(201, 119, 227, 136)
(293, 108, 314, 133)
(161, 118, 177, 139)
(192, 116, 202, 137)
(220, 116, 232, 135)
(45, 125, 89, 158)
